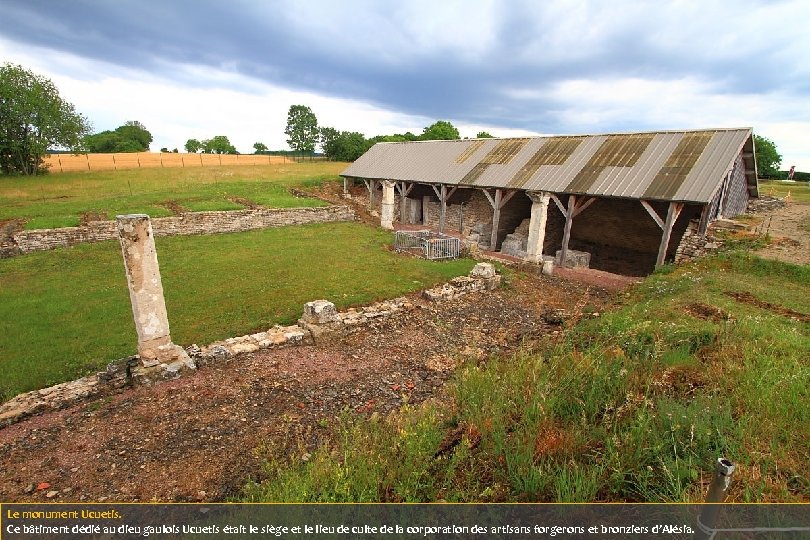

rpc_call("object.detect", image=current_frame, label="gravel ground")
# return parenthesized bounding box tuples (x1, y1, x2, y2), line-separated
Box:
(0, 270, 620, 503)
(754, 202, 810, 265)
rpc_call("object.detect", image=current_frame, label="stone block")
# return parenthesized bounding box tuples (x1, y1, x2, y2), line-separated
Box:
(230, 342, 260, 354)
(469, 262, 497, 279)
(555, 249, 591, 268)
(300, 300, 340, 325)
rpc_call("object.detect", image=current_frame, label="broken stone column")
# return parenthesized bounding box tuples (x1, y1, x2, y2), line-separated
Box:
(525, 191, 550, 263)
(116, 214, 194, 380)
(469, 262, 501, 290)
(298, 299, 344, 343)
(380, 180, 396, 230)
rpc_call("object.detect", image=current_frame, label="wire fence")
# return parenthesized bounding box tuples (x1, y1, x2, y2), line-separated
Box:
(42, 152, 326, 173)
(394, 230, 460, 260)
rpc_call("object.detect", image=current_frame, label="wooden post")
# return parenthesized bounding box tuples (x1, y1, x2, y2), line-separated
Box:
(656, 202, 683, 268)
(641, 200, 684, 268)
(396, 181, 414, 223)
(490, 189, 503, 250)
(431, 184, 457, 233)
(481, 188, 517, 251)
(368, 179, 377, 209)
(559, 195, 577, 266)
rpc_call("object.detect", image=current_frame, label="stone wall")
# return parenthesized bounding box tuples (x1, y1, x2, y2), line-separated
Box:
(0, 263, 502, 428)
(674, 220, 723, 263)
(2, 206, 356, 258)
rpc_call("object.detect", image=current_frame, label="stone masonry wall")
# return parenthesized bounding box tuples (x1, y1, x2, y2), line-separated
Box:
(674, 220, 724, 263)
(3, 206, 356, 258)
(0, 263, 502, 428)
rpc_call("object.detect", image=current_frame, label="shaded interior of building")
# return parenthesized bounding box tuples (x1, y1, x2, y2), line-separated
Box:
(352, 182, 711, 276)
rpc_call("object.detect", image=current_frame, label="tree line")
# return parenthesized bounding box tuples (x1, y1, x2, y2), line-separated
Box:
(0, 62, 788, 175)
(280, 104, 494, 162)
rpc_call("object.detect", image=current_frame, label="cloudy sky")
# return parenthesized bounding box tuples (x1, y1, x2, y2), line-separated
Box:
(1, 0, 808, 169)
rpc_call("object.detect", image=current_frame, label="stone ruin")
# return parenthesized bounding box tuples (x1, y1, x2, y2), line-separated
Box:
(0, 252, 502, 428)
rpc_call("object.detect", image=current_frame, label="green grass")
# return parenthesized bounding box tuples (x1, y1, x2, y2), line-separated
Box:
(0, 162, 345, 229)
(0, 222, 475, 400)
(243, 252, 809, 503)
(759, 180, 810, 203)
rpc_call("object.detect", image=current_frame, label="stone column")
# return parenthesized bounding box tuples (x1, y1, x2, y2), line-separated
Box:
(117, 214, 193, 375)
(525, 191, 551, 263)
(380, 180, 396, 230)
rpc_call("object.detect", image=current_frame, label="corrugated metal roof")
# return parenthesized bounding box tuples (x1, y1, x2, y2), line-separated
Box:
(340, 128, 757, 204)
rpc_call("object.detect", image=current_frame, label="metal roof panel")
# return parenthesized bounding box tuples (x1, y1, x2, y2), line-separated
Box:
(341, 128, 754, 203)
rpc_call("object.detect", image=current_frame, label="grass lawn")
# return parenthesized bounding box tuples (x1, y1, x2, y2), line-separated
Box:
(0, 222, 475, 400)
(0, 162, 346, 229)
(244, 252, 809, 503)
(759, 179, 810, 203)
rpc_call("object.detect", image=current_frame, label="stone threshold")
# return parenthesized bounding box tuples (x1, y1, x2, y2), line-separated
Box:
(0, 263, 500, 429)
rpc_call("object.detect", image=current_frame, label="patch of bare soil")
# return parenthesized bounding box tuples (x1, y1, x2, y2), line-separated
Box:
(79, 211, 108, 225)
(0, 271, 618, 503)
(552, 266, 641, 292)
(156, 201, 187, 216)
(753, 202, 810, 265)
(725, 291, 810, 323)
(684, 302, 733, 323)
(226, 196, 262, 210)
(0, 218, 25, 239)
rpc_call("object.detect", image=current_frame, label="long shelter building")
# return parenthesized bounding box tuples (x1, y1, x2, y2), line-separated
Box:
(341, 128, 757, 275)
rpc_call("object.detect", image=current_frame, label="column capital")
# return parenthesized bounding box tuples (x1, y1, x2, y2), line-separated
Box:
(527, 191, 551, 204)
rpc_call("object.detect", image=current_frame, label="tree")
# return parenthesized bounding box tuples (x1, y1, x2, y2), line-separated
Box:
(284, 105, 319, 154)
(476, 131, 494, 138)
(116, 121, 152, 150)
(754, 134, 782, 177)
(84, 121, 152, 153)
(185, 139, 202, 153)
(253, 142, 268, 154)
(420, 120, 460, 141)
(0, 62, 90, 175)
(319, 127, 340, 157)
(202, 135, 237, 154)
(160, 147, 169, 153)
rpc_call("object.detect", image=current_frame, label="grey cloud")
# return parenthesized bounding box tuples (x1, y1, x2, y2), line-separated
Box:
(1, 0, 807, 135)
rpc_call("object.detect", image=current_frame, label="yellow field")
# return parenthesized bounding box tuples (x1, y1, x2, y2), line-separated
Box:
(43, 152, 289, 173)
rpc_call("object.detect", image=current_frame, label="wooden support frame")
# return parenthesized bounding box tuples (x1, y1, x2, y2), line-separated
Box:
(641, 200, 684, 268)
(557, 194, 595, 266)
(481, 188, 517, 251)
(431, 184, 458, 232)
(395, 181, 414, 223)
(362, 179, 380, 209)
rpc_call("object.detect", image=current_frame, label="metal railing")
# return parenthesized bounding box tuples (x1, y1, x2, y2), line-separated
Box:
(394, 230, 460, 260)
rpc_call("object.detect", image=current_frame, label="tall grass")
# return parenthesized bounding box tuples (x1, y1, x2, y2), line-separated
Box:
(244, 253, 809, 503)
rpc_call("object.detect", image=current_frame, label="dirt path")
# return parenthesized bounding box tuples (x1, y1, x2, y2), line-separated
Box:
(753, 202, 810, 265)
(0, 271, 620, 503)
